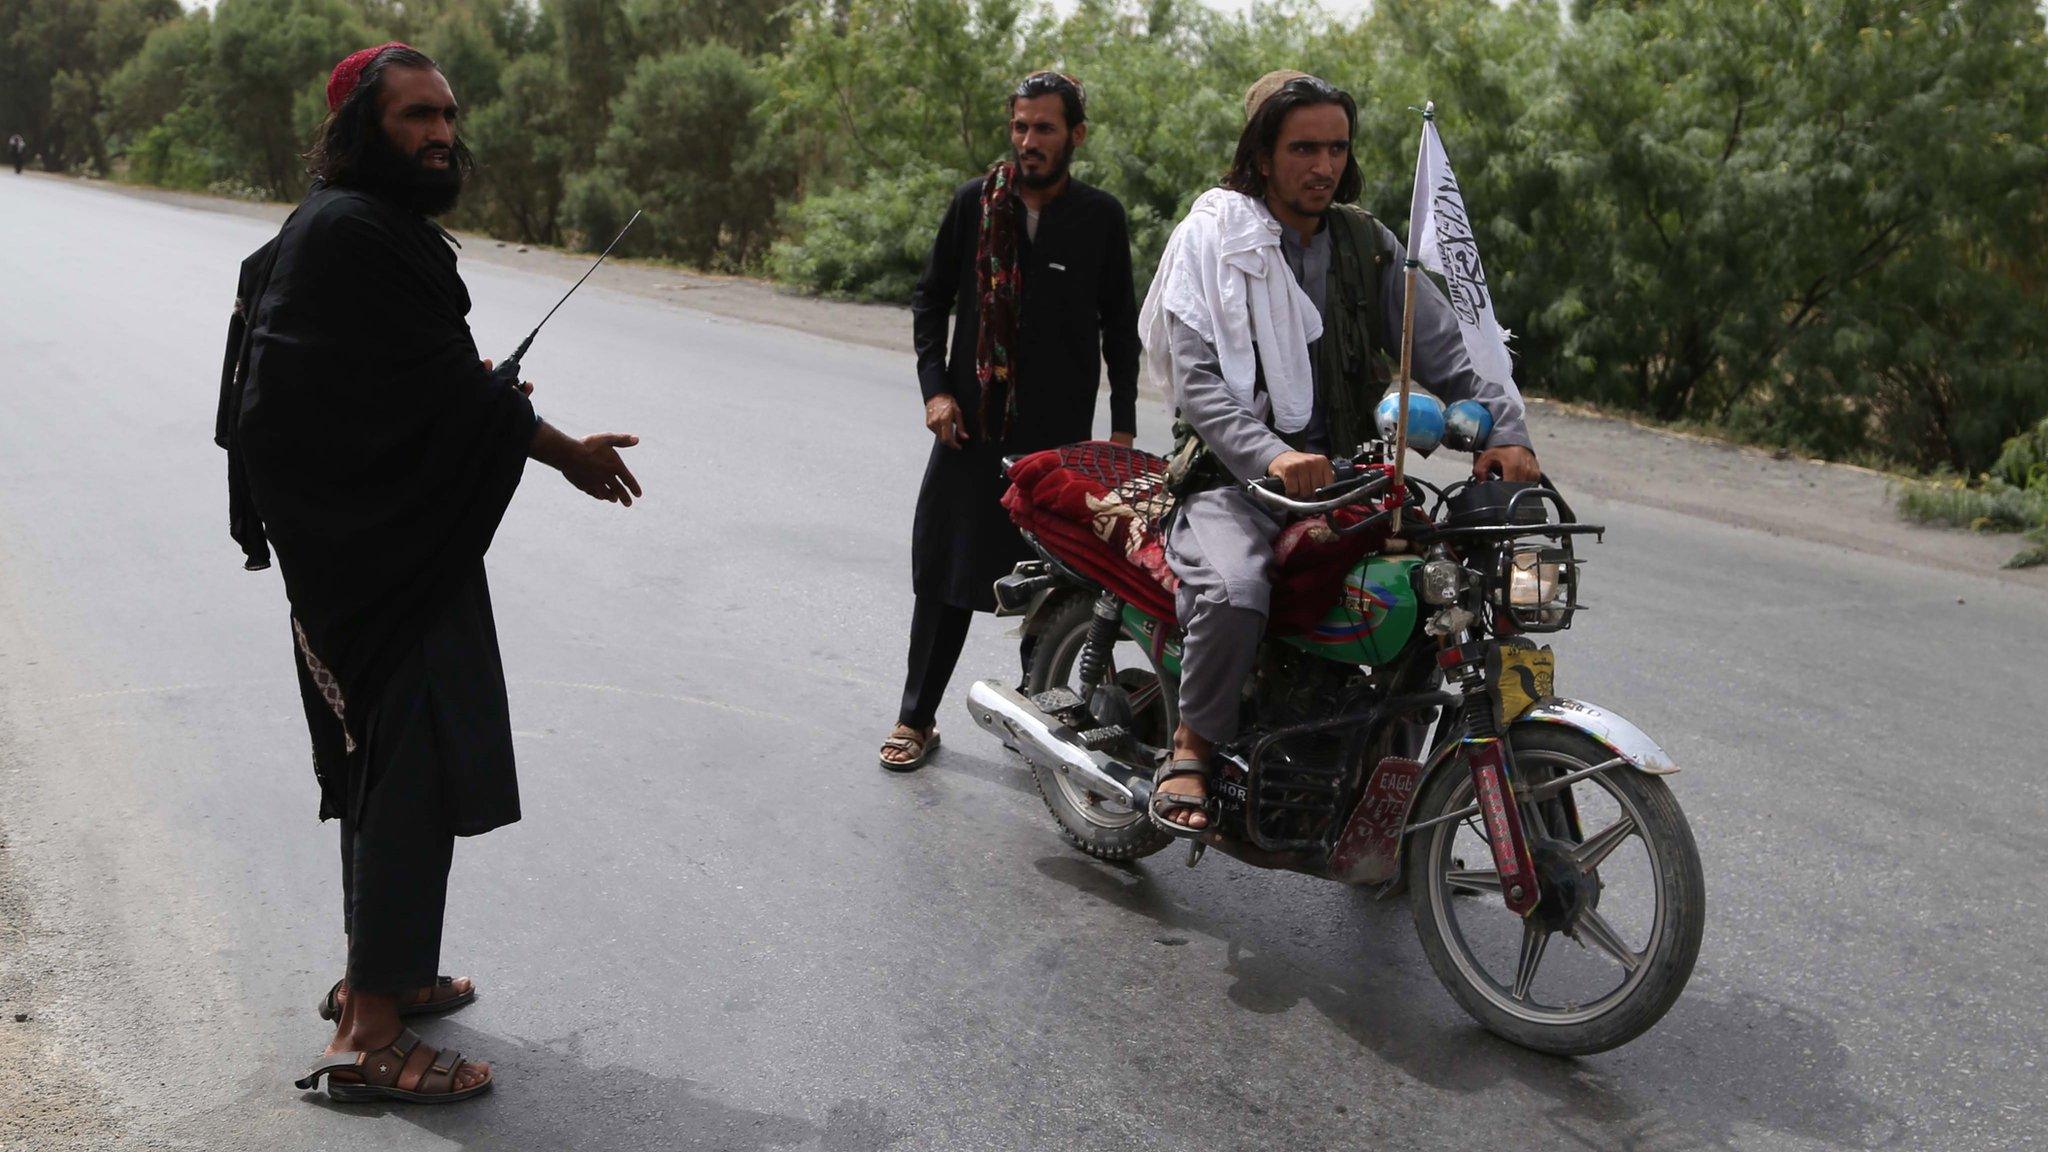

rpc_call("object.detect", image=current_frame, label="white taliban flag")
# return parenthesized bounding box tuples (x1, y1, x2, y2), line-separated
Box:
(1406, 104, 1521, 401)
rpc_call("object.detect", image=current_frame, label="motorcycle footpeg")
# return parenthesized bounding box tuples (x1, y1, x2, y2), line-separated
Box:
(1030, 687, 1086, 714)
(1075, 726, 1126, 750)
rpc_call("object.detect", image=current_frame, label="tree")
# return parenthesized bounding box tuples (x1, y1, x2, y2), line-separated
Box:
(419, 4, 510, 107)
(1513, 0, 2048, 469)
(563, 43, 792, 266)
(0, 0, 178, 171)
(207, 0, 373, 196)
(461, 51, 573, 243)
(549, 0, 628, 167)
(623, 0, 790, 58)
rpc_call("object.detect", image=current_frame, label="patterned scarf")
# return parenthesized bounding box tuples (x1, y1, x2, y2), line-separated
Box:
(974, 160, 1024, 441)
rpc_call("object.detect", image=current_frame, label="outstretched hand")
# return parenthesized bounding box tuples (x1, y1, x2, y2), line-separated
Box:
(530, 420, 642, 507)
(560, 433, 642, 506)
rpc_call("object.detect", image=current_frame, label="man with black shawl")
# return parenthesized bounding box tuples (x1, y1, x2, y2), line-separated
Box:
(880, 71, 1142, 770)
(216, 44, 642, 1103)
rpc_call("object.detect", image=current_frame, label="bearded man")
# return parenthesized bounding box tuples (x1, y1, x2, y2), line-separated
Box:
(879, 70, 1143, 770)
(1137, 72, 1538, 834)
(217, 43, 642, 1103)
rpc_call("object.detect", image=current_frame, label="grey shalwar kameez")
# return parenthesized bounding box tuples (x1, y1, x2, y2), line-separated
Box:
(1167, 216, 1531, 743)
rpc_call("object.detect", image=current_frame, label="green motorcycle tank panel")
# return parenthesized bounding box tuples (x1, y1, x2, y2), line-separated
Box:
(1279, 554, 1422, 666)
(1120, 603, 1183, 679)
(1111, 557, 1418, 675)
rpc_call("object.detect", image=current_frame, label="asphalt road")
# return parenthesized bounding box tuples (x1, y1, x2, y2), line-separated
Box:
(1, 172, 2043, 1152)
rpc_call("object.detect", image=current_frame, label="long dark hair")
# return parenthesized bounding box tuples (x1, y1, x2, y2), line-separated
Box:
(305, 45, 475, 187)
(1222, 76, 1362, 204)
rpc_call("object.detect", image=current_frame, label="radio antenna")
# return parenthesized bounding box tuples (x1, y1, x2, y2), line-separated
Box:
(496, 209, 642, 376)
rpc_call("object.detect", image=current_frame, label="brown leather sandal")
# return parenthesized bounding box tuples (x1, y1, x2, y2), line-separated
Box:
(878, 724, 939, 772)
(318, 976, 475, 1022)
(295, 1028, 492, 1104)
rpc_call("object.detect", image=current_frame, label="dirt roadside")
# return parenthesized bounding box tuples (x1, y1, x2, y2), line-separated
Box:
(92, 175, 2046, 590)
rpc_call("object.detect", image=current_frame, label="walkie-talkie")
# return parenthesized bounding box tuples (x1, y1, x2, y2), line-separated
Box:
(489, 210, 642, 389)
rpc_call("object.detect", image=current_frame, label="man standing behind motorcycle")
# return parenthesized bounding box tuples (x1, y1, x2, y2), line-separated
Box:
(880, 71, 1142, 771)
(1138, 72, 1539, 834)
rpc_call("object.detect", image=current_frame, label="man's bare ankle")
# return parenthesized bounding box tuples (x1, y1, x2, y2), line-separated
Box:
(332, 1017, 403, 1052)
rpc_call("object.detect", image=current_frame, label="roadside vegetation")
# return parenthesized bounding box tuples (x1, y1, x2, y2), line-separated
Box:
(3, 0, 2045, 493)
(1896, 416, 2048, 568)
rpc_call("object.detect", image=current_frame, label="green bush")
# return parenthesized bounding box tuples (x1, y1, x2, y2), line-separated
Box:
(767, 161, 961, 300)
(1896, 480, 2048, 535)
(1895, 416, 2048, 568)
(123, 103, 239, 189)
(559, 166, 637, 251)
(560, 44, 791, 267)
(460, 53, 574, 244)
(1990, 415, 2048, 494)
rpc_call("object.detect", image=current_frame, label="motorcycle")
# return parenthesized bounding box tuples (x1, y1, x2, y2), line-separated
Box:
(965, 431, 1704, 1056)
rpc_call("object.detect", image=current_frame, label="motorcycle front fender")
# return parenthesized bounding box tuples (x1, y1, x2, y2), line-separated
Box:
(1511, 698, 1680, 775)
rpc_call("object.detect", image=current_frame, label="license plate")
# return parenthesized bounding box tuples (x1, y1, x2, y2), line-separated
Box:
(1491, 641, 1555, 730)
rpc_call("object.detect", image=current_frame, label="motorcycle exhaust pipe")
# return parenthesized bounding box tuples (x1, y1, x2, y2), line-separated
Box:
(964, 681, 1138, 807)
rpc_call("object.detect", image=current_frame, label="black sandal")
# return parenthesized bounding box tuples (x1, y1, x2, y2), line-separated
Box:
(295, 1028, 492, 1104)
(1149, 759, 1213, 839)
(318, 975, 476, 1022)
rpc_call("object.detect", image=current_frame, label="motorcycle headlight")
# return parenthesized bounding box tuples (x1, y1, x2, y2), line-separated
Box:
(1418, 558, 1463, 605)
(1507, 547, 1570, 624)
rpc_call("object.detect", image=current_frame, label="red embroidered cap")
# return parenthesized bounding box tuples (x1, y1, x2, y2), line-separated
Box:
(326, 42, 415, 112)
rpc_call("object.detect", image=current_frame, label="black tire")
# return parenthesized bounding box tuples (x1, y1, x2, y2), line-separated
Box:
(1022, 594, 1172, 862)
(1405, 725, 1704, 1056)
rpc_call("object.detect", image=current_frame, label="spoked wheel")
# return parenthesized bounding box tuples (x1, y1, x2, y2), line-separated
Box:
(1022, 595, 1174, 862)
(1405, 725, 1704, 1055)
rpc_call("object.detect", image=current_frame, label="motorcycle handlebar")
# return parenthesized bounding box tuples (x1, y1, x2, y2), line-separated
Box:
(1244, 460, 1392, 516)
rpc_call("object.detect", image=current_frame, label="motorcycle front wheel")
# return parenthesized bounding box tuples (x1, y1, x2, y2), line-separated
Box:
(1404, 725, 1705, 1055)
(1022, 594, 1173, 863)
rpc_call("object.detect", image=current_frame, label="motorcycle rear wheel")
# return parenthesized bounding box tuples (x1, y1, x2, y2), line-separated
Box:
(1023, 594, 1172, 862)
(1405, 725, 1704, 1056)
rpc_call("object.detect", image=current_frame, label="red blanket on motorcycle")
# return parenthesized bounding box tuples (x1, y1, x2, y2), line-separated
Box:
(1000, 442, 1400, 636)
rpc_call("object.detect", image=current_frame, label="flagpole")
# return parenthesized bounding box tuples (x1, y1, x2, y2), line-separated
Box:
(1392, 101, 1433, 536)
(1392, 264, 1417, 534)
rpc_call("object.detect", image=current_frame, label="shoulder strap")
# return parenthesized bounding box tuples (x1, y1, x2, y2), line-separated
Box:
(1328, 204, 1389, 357)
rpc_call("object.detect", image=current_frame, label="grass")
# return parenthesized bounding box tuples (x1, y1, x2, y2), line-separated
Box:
(1892, 415, 2048, 569)
(1894, 476, 2048, 569)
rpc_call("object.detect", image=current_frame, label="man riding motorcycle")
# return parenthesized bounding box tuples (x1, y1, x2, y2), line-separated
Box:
(1136, 71, 1541, 836)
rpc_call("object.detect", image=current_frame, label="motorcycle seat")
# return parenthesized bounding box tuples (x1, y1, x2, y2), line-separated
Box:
(1001, 441, 1401, 635)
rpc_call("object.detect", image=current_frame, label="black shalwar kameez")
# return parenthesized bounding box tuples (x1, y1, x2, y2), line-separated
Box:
(897, 175, 1140, 729)
(228, 183, 536, 993)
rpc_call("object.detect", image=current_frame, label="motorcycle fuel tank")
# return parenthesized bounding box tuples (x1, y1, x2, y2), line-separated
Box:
(1115, 554, 1421, 673)
(1279, 554, 1423, 667)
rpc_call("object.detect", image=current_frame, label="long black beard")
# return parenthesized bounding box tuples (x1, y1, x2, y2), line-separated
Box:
(1014, 139, 1076, 190)
(352, 130, 464, 217)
